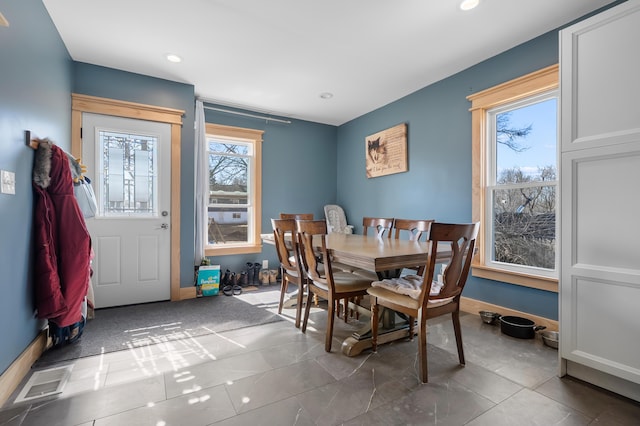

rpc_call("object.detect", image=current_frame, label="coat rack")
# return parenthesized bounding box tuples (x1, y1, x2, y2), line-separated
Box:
(26, 130, 38, 149)
(26, 130, 46, 150)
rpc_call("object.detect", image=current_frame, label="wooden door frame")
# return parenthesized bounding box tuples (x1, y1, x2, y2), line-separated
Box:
(71, 93, 185, 301)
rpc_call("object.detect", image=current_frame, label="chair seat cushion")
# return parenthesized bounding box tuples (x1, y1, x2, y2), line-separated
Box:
(367, 285, 454, 309)
(311, 271, 372, 293)
(370, 274, 441, 299)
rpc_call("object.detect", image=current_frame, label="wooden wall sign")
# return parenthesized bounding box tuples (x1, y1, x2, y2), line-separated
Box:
(365, 123, 408, 178)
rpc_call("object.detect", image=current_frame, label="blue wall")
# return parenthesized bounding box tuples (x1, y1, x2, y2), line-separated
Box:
(0, 0, 73, 374)
(336, 32, 560, 320)
(199, 108, 338, 273)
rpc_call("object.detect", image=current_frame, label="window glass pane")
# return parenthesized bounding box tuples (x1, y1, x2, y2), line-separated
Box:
(99, 130, 157, 217)
(209, 140, 250, 155)
(495, 98, 557, 183)
(492, 185, 556, 269)
(207, 138, 250, 245)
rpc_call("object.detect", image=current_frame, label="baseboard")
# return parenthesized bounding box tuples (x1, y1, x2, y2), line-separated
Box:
(460, 296, 558, 331)
(180, 286, 197, 300)
(0, 330, 48, 406)
(565, 360, 640, 403)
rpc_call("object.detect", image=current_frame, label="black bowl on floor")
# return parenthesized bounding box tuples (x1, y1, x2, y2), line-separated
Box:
(499, 315, 545, 339)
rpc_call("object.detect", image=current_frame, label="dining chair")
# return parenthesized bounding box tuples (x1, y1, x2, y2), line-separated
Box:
(393, 218, 434, 275)
(271, 218, 307, 328)
(296, 219, 373, 351)
(393, 218, 433, 241)
(367, 222, 479, 383)
(362, 217, 395, 238)
(280, 213, 314, 220)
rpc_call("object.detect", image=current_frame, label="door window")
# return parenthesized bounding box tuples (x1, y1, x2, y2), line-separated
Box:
(97, 130, 158, 217)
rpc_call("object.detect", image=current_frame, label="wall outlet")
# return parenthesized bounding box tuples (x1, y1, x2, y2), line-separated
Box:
(0, 170, 16, 195)
(262, 259, 269, 270)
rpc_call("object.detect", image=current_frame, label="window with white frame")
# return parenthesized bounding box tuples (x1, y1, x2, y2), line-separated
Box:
(487, 93, 558, 277)
(204, 123, 263, 255)
(468, 65, 559, 291)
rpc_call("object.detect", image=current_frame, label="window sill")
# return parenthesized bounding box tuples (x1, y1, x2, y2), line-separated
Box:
(205, 244, 262, 256)
(471, 263, 558, 293)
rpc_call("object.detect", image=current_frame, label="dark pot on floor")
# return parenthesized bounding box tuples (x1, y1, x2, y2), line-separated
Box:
(499, 316, 545, 339)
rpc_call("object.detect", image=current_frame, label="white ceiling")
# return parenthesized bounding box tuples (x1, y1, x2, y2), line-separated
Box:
(43, 0, 615, 126)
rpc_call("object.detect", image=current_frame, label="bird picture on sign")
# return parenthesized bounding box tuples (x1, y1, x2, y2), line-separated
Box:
(365, 123, 408, 178)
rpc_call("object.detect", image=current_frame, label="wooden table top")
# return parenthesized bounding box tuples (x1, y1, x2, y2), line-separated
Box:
(261, 233, 450, 273)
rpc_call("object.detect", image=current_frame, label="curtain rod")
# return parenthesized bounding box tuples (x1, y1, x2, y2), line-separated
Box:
(201, 104, 292, 124)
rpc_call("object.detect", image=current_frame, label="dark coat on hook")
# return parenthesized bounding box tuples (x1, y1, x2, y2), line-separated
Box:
(32, 139, 91, 327)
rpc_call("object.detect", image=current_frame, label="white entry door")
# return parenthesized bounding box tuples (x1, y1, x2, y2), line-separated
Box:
(82, 113, 171, 308)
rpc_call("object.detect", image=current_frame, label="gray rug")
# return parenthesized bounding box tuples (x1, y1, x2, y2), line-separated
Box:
(36, 286, 284, 365)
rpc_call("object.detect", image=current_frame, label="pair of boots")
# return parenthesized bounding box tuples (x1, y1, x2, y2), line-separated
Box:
(221, 269, 243, 296)
(245, 262, 262, 285)
(259, 269, 278, 285)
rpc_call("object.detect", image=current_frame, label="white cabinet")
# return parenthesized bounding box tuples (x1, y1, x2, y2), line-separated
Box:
(560, 0, 640, 401)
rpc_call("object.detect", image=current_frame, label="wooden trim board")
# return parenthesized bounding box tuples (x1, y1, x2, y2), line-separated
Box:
(0, 331, 48, 406)
(460, 296, 558, 331)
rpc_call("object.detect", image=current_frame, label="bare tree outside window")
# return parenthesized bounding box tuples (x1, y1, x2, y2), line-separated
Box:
(207, 140, 250, 244)
(491, 97, 557, 271)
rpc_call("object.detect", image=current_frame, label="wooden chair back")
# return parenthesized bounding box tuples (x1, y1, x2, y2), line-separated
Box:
(393, 219, 434, 242)
(280, 213, 314, 220)
(271, 218, 300, 275)
(420, 222, 479, 305)
(362, 217, 394, 238)
(296, 220, 331, 288)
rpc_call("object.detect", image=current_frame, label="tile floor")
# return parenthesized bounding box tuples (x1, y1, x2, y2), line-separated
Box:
(2, 288, 639, 426)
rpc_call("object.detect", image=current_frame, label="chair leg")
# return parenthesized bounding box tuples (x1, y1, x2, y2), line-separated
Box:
(278, 272, 286, 315)
(326, 297, 335, 352)
(301, 289, 314, 333)
(418, 312, 429, 383)
(370, 299, 379, 352)
(343, 298, 349, 322)
(408, 316, 415, 341)
(452, 310, 465, 366)
(294, 279, 304, 329)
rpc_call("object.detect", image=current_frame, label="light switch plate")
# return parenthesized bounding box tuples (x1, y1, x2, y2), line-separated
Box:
(1, 170, 16, 195)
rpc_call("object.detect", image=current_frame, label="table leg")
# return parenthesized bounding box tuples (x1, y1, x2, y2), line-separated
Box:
(340, 307, 413, 357)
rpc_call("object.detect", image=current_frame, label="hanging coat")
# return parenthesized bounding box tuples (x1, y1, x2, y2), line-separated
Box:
(32, 139, 91, 327)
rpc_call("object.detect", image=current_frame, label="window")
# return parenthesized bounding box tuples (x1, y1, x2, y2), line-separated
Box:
(97, 130, 158, 217)
(468, 65, 559, 292)
(204, 123, 263, 255)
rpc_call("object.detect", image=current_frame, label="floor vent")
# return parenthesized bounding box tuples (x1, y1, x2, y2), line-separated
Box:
(14, 365, 73, 403)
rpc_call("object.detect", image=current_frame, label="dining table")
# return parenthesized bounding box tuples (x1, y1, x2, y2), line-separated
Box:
(261, 232, 452, 356)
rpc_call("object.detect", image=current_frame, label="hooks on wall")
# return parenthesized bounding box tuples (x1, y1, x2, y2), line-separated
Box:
(25, 130, 41, 150)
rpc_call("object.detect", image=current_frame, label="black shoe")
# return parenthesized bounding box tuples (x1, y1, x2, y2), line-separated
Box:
(221, 269, 231, 287)
(223, 272, 236, 296)
(253, 262, 262, 285)
(239, 271, 249, 286)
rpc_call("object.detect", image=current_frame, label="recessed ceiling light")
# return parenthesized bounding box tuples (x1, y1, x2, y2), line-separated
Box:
(319, 92, 333, 99)
(165, 53, 182, 63)
(460, 0, 479, 11)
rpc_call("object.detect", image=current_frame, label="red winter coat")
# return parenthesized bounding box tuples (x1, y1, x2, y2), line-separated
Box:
(32, 140, 91, 327)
